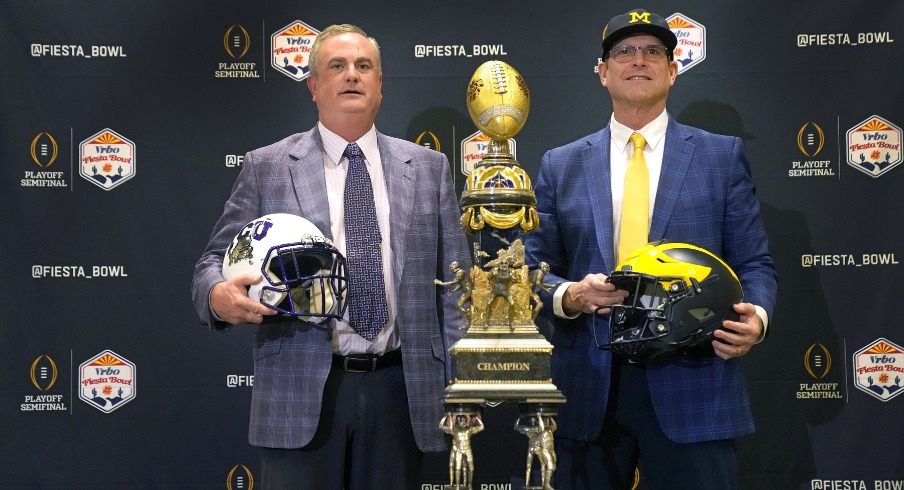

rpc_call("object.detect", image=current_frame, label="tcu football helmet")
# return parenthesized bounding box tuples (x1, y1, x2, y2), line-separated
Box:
(603, 241, 743, 362)
(222, 213, 348, 323)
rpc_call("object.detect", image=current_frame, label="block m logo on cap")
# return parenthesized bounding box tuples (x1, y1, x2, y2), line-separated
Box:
(629, 11, 651, 24)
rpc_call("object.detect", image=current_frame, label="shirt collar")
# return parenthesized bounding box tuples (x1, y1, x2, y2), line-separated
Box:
(609, 109, 669, 152)
(317, 122, 379, 166)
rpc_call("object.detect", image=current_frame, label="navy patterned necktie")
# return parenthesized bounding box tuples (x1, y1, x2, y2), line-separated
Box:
(343, 142, 388, 341)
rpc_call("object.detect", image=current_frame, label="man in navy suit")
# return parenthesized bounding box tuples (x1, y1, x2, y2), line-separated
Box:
(524, 9, 777, 489)
(191, 24, 470, 489)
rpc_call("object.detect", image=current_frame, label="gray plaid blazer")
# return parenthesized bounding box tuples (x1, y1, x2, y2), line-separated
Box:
(191, 127, 470, 451)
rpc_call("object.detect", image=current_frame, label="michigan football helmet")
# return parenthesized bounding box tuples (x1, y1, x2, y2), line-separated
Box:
(603, 241, 743, 362)
(222, 213, 348, 323)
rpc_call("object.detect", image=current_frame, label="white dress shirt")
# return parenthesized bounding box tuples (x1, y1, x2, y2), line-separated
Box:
(552, 111, 667, 318)
(550, 112, 769, 337)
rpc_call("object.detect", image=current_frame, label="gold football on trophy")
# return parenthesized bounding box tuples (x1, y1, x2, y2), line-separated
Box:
(466, 60, 530, 141)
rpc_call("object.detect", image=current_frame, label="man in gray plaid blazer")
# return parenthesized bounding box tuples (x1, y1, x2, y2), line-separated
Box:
(191, 24, 470, 489)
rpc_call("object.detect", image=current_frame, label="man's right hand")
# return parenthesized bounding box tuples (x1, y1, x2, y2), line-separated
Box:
(210, 273, 277, 325)
(562, 273, 629, 316)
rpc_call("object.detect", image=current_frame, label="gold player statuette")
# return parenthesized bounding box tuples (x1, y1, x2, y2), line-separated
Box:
(439, 411, 484, 490)
(434, 261, 473, 328)
(515, 413, 557, 490)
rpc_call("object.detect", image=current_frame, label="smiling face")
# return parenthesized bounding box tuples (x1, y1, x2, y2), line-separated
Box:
(306, 31, 382, 140)
(598, 33, 678, 125)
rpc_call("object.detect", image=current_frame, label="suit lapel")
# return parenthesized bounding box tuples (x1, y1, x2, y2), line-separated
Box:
(287, 128, 333, 240)
(377, 133, 415, 287)
(584, 128, 617, 272)
(650, 118, 694, 241)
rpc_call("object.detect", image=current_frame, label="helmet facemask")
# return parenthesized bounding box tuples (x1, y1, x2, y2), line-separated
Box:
(257, 242, 348, 323)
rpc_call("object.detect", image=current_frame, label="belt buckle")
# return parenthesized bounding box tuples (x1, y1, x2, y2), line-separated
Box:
(343, 356, 377, 372)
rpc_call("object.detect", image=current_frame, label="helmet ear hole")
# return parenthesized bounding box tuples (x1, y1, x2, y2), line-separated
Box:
(688, 307, 716, 322)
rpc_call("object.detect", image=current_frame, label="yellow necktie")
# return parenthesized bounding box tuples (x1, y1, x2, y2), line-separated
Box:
(618, 132, 649, 264)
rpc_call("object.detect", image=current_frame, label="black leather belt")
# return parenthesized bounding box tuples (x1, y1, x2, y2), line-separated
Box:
(332, 350, 402, 372)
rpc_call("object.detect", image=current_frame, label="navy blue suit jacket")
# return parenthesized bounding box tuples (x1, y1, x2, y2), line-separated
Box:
(525, 117, 777, 443)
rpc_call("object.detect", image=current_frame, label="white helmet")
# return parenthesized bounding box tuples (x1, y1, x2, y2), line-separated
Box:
(222, 213, 348, 323)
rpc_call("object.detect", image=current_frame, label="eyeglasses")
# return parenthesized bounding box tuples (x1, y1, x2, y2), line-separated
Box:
(608, 45, 669, 63)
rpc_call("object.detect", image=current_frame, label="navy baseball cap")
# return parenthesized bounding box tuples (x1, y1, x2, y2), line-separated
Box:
(601, 8, 678, 59)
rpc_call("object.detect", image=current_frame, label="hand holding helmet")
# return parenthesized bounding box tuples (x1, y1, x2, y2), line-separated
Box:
(210, 272, 277, 325)
(218, 213, 349, 325)
(601, 241, 745, 362)
(711, 301, 763, 360)
(561, 273, 629, 316)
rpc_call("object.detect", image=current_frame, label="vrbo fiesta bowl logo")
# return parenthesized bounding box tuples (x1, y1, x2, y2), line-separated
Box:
(846, 115, 902, 178)
(79, 128, 136, 190)
(271, 21, 319, 81)
(79, 350, 136, 413)
(666, 13, 706, 73)
(852, 338, 904, 402)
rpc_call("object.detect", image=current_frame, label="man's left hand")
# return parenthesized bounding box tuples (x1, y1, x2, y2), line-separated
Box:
(712, 302, 763, 360)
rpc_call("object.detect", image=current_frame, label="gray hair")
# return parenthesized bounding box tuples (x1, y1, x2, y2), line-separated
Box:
(308, 24, 381, 77)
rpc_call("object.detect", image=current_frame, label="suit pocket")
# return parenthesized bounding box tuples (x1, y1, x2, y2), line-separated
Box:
(672, 196, 720, 218)
(430, 334, 448, 364)
(253, 324, 291, 360)
(408, 210, 439, 253)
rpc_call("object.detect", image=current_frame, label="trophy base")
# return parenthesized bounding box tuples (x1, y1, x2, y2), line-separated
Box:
(445, 330, 565, 406)
(443, 382, 565, 405)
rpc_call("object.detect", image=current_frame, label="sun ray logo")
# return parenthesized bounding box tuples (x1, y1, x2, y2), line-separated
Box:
(460, 131, 516, 176)
(852, 338, 904, 402)
(270, 21, 319, 81)
(666, 14, 706, 73)
(79, 129, 136, 190)
(846, 115, 902, 178)
(226, 465, 254, 490)
(79, 350, 136, 412)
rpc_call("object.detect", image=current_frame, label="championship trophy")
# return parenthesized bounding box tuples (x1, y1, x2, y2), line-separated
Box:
(435, 60, 564, 490)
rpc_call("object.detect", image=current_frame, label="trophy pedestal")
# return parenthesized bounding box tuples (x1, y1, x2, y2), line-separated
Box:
(438, 239, 564, 490)
(444, 332, 565, 405)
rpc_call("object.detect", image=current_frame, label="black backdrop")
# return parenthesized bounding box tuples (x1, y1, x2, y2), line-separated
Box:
(2, 1, 903, 488)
